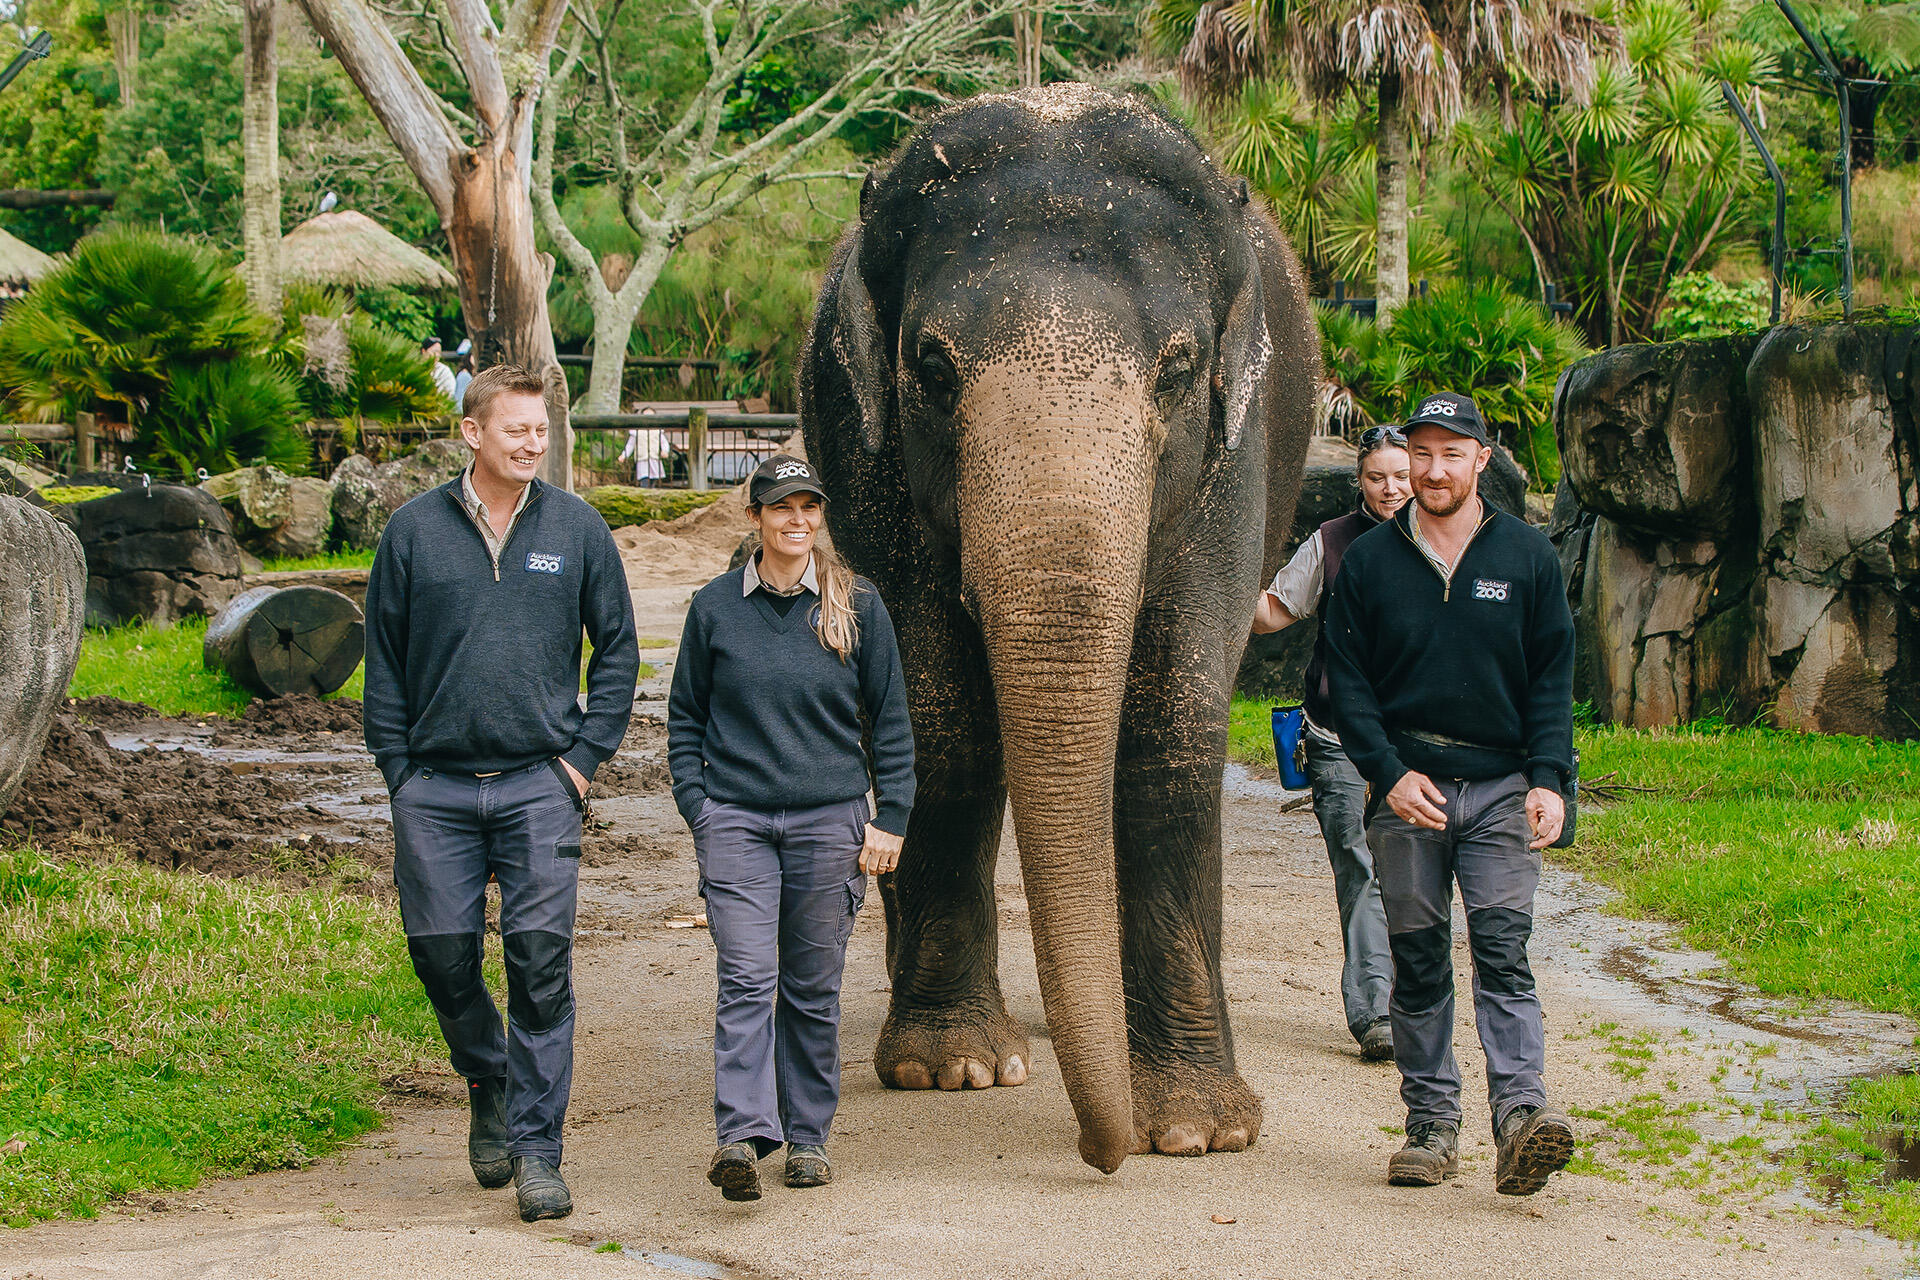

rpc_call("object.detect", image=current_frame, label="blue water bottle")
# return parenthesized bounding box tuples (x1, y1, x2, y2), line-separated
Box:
(1271, 703, 1310, 791)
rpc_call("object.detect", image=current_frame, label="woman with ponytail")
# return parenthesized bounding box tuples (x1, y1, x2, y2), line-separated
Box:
(668, 452, 915, 1202)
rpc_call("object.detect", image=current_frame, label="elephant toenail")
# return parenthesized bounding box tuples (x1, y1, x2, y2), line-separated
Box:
(1156, 1125, 1208, 1156)
(963, 1059, 993, 1089)
(1211, 1127, 1251, 1152)
(893, 1062, 933, 1089)
(998, 1055, 1028, 1086)
(936, 1060, 968, 1090)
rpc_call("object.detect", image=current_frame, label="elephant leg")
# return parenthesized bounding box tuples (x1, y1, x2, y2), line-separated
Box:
(1114, 620, 1262, 1156)
(873, 605, 1029, 1093)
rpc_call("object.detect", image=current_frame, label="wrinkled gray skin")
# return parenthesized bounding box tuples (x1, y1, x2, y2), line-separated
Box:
(802, 85, 1318, 1173)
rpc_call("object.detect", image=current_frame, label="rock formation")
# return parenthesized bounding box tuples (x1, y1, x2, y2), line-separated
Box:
(0, 495, 87, 816)
(1554, 323, 1917, 739)
(330, 438, 469, 549)
(45, 482, 248, 627)
(201, 465, 334, 560)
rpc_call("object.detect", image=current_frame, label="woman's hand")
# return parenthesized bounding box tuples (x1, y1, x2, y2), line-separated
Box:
(859, 823, 904, 875)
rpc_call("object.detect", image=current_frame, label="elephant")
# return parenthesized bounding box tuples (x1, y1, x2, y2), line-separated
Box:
(801, 83, 1319, 1174)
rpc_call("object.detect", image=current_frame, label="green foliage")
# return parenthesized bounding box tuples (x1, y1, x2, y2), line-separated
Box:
(0, 49, 112, 250)
(0, 229, 309, 479)
(1655, 272, 1770, 340)
(722, 53, 803, 135)
(580, 485, 724, 528)
(259, 547, 377, 573)
(145, 357, 311, 477)
(353, 286, 462, 346)
(0, 843, 441, 1223)
(276, 285, 449, 428)
(1318, 282, 1587, 486)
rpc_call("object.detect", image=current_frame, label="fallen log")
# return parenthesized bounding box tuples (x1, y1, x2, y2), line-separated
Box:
(204, 585, 364, 698)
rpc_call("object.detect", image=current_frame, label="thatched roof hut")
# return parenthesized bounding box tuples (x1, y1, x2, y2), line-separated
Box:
(0, 226, 55, 288)
(279, 210, 457, 291)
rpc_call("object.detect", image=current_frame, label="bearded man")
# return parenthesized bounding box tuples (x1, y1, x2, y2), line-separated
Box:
(1320, 390, 1577, 1197)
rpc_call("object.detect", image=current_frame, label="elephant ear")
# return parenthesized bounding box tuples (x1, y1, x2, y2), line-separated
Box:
(1214, 256, 1273, 452)
(828, 230, 893, 455)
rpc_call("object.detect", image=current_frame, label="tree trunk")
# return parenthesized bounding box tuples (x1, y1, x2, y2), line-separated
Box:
(1850, 78, 1887, 171)
(106, 6, 140, 106)
(1374, 74, 1410, 328)
(447, 146, 571, 489)
(574, 239, 670, 415)
(240, 0, 282, 321)
(204, 585, 365, 698)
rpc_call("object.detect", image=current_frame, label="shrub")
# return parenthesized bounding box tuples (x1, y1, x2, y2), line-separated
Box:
(1656, 272, 1770, 341)
(580, 485, 724, 528)
(1318, 282, 1588, 488)
(0, 229, 307, 479)
(278, 285, 447, 429)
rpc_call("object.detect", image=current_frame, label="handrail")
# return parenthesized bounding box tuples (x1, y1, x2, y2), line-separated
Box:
(1719, 81, 1786, 326)
(1775, 0, 1854, 318)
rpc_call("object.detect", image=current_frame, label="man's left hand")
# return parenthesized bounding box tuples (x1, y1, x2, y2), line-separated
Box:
(860, 824, 904, 875)
(1525, 787, 1564, 850)
(560, 758, 590, 800)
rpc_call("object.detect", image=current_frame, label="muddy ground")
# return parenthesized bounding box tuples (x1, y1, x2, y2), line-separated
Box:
(3, 539, 1918, 1279)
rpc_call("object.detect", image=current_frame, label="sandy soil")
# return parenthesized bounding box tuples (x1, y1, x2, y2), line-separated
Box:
(3, 519, 1916, 1280)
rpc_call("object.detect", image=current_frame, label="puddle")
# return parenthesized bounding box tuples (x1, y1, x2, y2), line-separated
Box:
(580, 1243, 739, 1277)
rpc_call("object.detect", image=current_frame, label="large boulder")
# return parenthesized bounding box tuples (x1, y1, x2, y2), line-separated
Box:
(330, 438, 469, 550)
(48, 483, 248, 627)
(198, 465, 332, 560)
(1557, 321, 1918, 737)
(1558, 334, 1760, 539)
(0, 495, 87, 817)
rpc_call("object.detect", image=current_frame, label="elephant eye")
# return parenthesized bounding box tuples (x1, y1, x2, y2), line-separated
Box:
(916, 340, 961, 416)
(1154, 353, 1197, 405)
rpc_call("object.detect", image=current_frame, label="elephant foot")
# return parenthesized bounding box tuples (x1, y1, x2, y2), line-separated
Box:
(876, 1000, 1031, 1091)
(1129, 1058, 1263, 1156)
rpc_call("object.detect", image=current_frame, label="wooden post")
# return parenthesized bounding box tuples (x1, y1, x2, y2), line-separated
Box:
(75, 412, 96, 472)
(688, 406, 709, 493)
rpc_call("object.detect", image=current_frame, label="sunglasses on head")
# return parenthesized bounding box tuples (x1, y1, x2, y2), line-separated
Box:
(1357, 425, 1407, 449)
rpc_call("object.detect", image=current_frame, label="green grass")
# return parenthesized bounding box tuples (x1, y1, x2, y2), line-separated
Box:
(68, 619, 365, 718)
(259, 548, 377, 573)
(0, 844, 446, 1224)
(1228, 696, 1278, 771)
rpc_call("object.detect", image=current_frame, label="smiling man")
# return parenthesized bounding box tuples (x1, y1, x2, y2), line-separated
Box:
(362, 363, 640, 1222)
(1320, 390, 1577, 1198)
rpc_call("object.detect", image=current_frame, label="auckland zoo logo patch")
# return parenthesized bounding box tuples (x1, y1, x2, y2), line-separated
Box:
(525, 551, 566, 575)
(774, 461, 811, 480)
(1472, 577, 1512, 603)
(1418, 398, 1458, 418)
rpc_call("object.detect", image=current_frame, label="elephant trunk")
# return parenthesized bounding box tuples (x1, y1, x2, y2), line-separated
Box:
(958, 370, 1157, 1175)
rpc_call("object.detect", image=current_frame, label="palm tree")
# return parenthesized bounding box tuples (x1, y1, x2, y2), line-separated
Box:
(1162, 0, 1615, 325)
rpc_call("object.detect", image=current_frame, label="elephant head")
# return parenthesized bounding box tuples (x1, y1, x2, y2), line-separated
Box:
(807, 85, 1282, 1173)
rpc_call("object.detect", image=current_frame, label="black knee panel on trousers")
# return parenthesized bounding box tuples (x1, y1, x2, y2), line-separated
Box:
(1466, 907, 1536, 995)
(504, 930, 574, 1033)
(1389, 922, 1453, 1011)
(408, 933, 488, 1019)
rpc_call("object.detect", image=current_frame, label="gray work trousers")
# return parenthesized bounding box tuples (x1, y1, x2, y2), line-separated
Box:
(390, 761, 584, 1164)
(1367, 772, 1547, 1133)
(1303, 733, 1393, 1040)
(694, 796, 867, 1157)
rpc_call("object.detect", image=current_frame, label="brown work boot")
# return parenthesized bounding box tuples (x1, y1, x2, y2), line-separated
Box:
(1387, 1120, 1460, 1186)
(1494, 1104, 1575, 1196)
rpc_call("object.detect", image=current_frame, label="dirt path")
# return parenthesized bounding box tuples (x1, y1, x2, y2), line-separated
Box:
(4, 560, 1917, 1279)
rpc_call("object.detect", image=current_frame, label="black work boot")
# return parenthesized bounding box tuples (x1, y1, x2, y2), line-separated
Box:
(707, 1142, 762, 1202)
(1494, 1103, 1575, 1196)
(1386, 1120, 1460, 1186)
(512, 1155, 573, 1221)
(1358, 1019, 1395, 1063)
(466, 1076, 512, 1189)
(784, 1143, 832, 1188)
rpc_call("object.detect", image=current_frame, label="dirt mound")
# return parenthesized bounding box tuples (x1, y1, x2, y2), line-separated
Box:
(613, 484, 747, 588)
(1, 714, 394, 890)
(239, 694, 364, 736)
(67, 695, 162, 728)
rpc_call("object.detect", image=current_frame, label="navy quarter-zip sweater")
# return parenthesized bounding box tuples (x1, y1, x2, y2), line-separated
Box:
(667, 566, 916, 836)
(362, 475, 640, 791)
(1321, 500, 1574, 796)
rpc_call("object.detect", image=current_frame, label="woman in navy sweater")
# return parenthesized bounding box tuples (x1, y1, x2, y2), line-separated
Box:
(668, 453, 915, 1202)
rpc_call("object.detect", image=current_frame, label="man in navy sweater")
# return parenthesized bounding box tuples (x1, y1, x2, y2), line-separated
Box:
(1322, 391, 1576, 1197)
(363, 364, 640, 1222)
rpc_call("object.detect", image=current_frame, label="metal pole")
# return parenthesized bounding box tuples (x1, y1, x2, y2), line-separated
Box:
(0, 31, 52, 95)
(1719, 81, 1785, 325)
(1774, 0, 1854, 318)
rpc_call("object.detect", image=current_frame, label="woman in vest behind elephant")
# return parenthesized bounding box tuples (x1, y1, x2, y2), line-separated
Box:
(1253, 426, 1412, 1061)
(668, 453, 916, 1203)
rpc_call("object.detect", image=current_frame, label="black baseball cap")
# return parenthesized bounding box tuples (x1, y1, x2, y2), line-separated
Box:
(749, 454, 827, 506)
(1402, 391, 1490, 446)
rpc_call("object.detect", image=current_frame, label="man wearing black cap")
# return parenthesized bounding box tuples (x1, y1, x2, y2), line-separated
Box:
(1320, 390, 1577, 1197)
